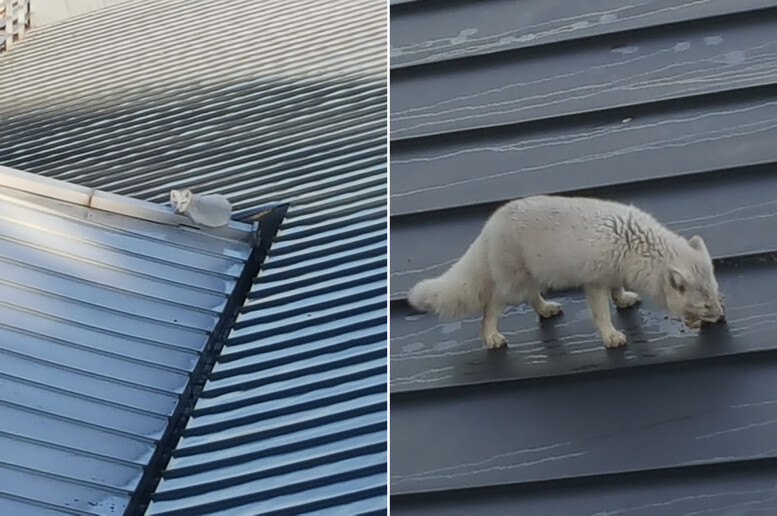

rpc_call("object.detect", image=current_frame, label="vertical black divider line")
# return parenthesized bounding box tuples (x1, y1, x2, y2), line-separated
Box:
(126, 202, 290, 516)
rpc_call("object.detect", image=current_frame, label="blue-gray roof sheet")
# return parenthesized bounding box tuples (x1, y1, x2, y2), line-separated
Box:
(0, 0, 387, 514)
(0, 168, 255, 515)
(390, 0, 777, 514)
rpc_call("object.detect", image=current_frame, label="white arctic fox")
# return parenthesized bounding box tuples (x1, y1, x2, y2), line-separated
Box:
(170, 189, 232, 228)
(408, 195, 725, 349)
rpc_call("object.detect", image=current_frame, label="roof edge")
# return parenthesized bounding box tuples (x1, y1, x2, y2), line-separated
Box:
(0, 164, 254, 241)
(129, 202, 290, 515)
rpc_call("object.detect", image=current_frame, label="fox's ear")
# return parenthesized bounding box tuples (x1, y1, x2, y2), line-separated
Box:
(688, 235, 707, 253)
(668, 267, 687, 293)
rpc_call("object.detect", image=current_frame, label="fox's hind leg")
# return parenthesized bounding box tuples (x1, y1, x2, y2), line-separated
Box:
(529, 291, 563, 319)
(611, 286, 641, 309)
(480, 293, 507, 349)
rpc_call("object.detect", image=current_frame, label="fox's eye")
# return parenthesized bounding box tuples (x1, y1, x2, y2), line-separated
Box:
(704, 303, 712, 310)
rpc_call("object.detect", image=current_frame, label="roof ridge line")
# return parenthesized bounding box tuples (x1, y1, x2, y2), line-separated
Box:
(0, 165, 254, 240)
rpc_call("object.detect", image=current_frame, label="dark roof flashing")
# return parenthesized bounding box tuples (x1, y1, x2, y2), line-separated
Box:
(128, 201, 289, 515)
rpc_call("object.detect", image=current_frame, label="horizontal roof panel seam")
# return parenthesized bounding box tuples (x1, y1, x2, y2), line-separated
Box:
(178, 401, 388, 452)
(239, 287, 387, 323)
(0, 399, 157, 445)
(0, 305, 204, 360)
(194, 366, 387, 416)
(0, 235, 233, 296)
(243, 270, 388, 311)
(0, 492, 87, 516)
(0, 429, 143, 469)
(201, 354, 388, 400)
(217, 325, 388, 363)
(0, 215, 239, 279)
(0, 370, 173, 420)
(153, 442, 388, 501)
(0, 321, 195, 377)
(4, 106, 387, 170)
(0, 70, 385, 124)
(0, 459, 133, 496)
(0, 72, 383, 115)
(0, 30, 384, 114)
(0, 277, 213, 333)
(0, 254, 222, 314)
(170, 415, 386, 460)
(0, 346, 181, 397)
(388, 2, 777, 68)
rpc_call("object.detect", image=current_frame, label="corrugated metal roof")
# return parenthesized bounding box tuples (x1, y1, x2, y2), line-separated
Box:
(390, 0, 777, 514)
(0, 0, 387, 513)
(0, 166, 256, 515)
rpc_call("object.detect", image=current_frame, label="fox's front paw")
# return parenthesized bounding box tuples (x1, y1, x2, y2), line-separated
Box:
(536, 301, 563, 319)
(483, 332, 507, 349)
(602, 330, 628, 348)
(684, 316, 702, 329)
(614, 291, 641, 309)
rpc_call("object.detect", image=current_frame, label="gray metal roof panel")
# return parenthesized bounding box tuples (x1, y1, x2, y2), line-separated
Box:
(392, 467, 777, 516)
(390, 0, 777, 513)
(0, 169, 255, 515)
(391, 92, 777, 216)
(391, 258, 776, 393)
(0, 0, 387, 512)
(147, 251, 387, 513)
(391, 358, 777, 494)
(390, 0, 776, 68)
(148, 201, 388, 514)
(391, 9, 777, 139)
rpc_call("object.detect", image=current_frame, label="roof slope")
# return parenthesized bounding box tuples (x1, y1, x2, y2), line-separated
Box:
(390, 1, 777, 514)
(0, 166, 256, 515)
(0, 0, 387, 514)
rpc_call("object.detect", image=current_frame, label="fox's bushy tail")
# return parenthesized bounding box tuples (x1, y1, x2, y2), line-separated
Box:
(407, 235, 492, 319)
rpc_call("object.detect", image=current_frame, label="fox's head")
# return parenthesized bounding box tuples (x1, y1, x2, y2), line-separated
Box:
(170, 189, 193, 213)
(662, 235, 725, 326)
